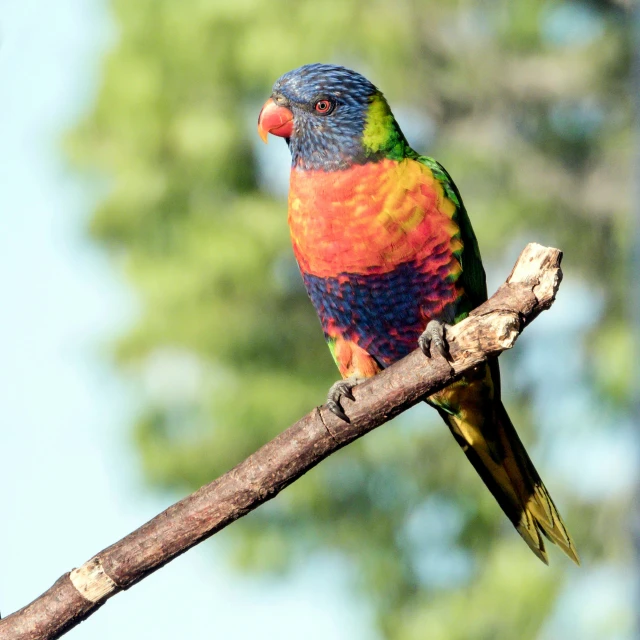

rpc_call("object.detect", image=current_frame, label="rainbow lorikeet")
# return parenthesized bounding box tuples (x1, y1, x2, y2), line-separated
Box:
(258, 63, 578, 565)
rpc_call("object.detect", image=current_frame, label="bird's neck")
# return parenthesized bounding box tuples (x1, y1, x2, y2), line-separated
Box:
(360, 93, 410, 161)
(288, 130, 368, 171)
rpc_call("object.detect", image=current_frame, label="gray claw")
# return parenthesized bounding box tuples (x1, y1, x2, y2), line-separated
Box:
(326, 377, 365, 422)
(418, 320, 451, 360)
(327, 399, 350, 422)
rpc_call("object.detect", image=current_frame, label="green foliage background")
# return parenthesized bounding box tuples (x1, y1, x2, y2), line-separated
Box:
(69, 1, 636, 637)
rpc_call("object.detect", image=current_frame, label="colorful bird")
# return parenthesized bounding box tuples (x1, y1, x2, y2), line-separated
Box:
(258, 63, 578, 565)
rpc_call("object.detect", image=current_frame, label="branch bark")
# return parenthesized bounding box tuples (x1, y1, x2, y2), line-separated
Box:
(0, 243, 563, 640)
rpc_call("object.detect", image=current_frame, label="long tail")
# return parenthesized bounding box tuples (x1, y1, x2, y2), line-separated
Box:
(430, 369, 579, 565)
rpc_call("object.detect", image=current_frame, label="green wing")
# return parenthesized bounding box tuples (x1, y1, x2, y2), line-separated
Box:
(417, 155, 488, 317)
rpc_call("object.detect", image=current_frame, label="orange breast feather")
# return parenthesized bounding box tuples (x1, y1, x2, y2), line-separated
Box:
(288, 158, 463, 279)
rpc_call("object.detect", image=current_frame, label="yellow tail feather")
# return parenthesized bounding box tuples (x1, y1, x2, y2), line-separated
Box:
(429, 365, 579, 565)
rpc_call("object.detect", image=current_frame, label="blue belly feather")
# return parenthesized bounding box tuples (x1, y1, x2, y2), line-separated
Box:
(301, 261, 458, 367)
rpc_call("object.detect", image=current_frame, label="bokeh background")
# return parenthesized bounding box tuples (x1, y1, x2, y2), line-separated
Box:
(0, 0, 638, 638)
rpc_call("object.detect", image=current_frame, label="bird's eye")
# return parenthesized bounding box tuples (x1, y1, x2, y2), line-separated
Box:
(314, 99, 334, 114)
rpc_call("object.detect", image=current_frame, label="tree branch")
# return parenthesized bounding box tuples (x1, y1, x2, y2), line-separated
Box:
(0, 243, 563, 640)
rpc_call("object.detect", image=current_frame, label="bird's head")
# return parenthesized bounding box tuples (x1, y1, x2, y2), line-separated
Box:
(257, 63, 407, 171)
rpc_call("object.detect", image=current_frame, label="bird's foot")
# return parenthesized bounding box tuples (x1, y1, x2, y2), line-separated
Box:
(326, 376, 366, 422)
(418, 320, 452, 360)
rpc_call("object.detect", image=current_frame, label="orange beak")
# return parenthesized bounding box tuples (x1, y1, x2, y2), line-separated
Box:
(257, 98, 294, 143)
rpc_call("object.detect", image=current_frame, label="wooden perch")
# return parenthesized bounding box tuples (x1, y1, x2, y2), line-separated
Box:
(0, 243, 563, 640)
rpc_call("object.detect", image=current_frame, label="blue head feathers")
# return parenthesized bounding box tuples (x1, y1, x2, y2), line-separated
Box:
(270, 63, 406, 171)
